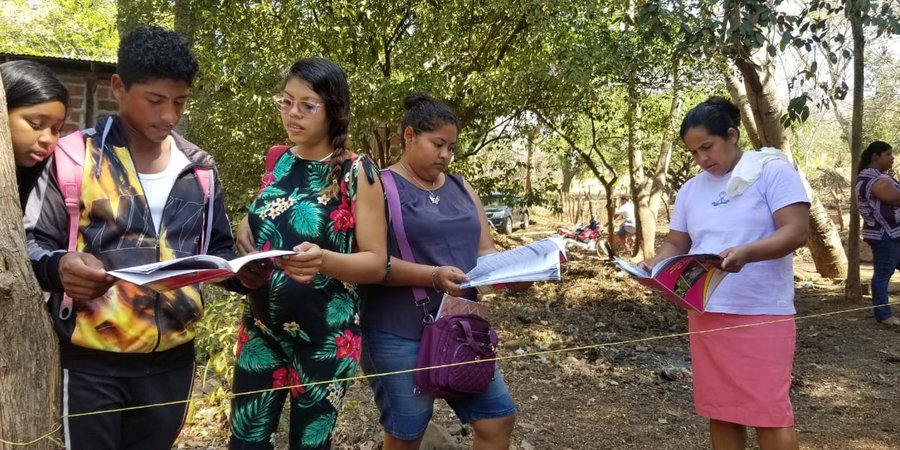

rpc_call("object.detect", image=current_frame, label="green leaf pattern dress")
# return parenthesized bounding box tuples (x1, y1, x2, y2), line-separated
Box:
(230, 151, 378, 449)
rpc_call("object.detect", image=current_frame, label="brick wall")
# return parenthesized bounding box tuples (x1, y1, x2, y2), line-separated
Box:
(57, 71, 116, 133)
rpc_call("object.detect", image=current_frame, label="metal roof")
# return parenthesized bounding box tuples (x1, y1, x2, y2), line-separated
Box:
(0, 52, 115, 73)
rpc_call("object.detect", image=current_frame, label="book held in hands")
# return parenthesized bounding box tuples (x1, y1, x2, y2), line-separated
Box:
(614, 254, 727, 313)
(107, 249, 295, 292)
(459, 237, 567, 292)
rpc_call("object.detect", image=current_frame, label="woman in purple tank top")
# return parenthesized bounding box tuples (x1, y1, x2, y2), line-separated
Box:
(359, 92, 521, 449)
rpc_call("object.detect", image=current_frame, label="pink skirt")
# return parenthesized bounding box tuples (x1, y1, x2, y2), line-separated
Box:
(689, 312, 796, 427)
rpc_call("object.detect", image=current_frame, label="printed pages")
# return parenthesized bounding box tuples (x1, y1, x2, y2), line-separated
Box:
(614, 254, 727, 313)
(460, 237, 567, 290)
(435, 294, 490, 320)
(107, 249, 294, 292)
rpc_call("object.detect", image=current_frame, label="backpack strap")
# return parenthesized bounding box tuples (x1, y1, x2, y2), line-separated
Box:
(381, 169, 429, 304)
(54, 130, 86, 320)
(258, 145, 291, 194)
(194, 167, 213, 255)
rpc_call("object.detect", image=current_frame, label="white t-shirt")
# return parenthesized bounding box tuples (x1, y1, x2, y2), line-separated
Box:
(138, 137, 191, 234)
(615, 202, 636, 227)
(669, 159, 809, 315)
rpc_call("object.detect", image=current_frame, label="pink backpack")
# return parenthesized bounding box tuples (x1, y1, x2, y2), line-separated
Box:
(258, 145, 291, 193)
(53, 131, 212, 319)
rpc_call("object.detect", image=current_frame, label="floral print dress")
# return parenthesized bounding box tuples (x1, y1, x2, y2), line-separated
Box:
(230, 151, 376, 450)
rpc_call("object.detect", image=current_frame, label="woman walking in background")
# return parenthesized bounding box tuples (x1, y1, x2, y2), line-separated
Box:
(856, 140, 900, 327)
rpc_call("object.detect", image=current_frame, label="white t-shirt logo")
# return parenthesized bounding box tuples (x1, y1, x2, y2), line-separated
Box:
(712, 191, 730, 208)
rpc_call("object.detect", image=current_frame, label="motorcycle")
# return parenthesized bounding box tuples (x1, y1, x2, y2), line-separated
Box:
(556, 218, 607, 257)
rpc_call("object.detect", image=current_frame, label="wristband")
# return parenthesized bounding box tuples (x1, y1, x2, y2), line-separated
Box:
(431, 266, 443, 293)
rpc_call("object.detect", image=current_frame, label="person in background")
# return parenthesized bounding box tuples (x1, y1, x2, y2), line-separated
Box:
(359, 92, 519, 450)
(855, 140, 900, 327)
(607, 193, 636, 253)
(641, 96, 809, 450)
(228, 57, 388, 450)
(1, 59, 69, 209)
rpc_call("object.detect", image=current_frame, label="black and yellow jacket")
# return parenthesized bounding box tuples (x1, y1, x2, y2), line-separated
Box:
(25, 115, 246, 376)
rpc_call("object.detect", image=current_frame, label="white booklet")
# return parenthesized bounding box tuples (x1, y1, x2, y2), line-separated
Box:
(459, 237, 567, 289)
(107, 249, 295, 291)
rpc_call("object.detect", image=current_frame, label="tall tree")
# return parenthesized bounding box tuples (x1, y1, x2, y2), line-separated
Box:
(0, 80, 61, 450)
(719, 0, 848, 278)
(845, 0, 866, 301)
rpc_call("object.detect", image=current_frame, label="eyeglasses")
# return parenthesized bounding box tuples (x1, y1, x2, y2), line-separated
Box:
(272, 94, 323, 115)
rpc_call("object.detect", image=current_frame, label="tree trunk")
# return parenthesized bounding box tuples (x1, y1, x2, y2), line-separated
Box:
(728, 16, 848, 279)
(174, 0, 194, 137)
(173, 0, 194, 42)
(845, 1, 865, 299)
(626, 73, 655, 259)
(0, 79, 61, 449)
(807, 191, 849, 279)
(561, 165, 575, 194)
(732, 58, 787, 150)
(718, 59, 762, 149)
(648, 57, 682, 225)
(525, 126, 536, 195)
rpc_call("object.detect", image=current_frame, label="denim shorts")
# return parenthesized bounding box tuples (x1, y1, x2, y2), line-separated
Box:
(360, 327, 517, 440)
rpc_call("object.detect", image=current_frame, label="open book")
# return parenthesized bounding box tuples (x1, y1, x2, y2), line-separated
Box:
(614, 254, 727, 313)
(459, 237, 567, 291)
(107, 249, 294, 292)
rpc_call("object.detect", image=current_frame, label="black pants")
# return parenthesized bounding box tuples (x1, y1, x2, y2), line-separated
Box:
(62, 363, 195, 450)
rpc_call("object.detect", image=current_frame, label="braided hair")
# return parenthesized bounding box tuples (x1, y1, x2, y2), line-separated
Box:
(283, 58, 351, 197)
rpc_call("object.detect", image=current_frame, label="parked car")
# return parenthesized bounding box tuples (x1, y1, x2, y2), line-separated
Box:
(482, 193, 529, 234)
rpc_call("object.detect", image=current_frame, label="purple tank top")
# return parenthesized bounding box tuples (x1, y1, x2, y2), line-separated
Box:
(360, 172, 481, 339)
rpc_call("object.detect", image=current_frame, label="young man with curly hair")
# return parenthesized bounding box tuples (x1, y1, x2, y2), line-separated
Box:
(25, 26, 266, 449)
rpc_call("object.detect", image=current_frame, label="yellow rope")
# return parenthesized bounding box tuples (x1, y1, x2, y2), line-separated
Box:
(0, 300, 895, 445)
(0, 424, 61, 446)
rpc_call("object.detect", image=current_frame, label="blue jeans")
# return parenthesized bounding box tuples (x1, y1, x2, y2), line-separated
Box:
(869, 237, 900, 321)
(360, 327, 516, 440)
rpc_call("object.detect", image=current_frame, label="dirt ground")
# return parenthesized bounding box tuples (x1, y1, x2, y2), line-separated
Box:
(177, 212, 900, 450)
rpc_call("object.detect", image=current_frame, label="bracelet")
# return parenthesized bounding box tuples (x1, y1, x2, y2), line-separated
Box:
(384, 258, 392, 280)
(431, 266, 443, 293)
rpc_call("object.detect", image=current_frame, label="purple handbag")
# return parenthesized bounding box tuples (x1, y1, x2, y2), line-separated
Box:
(381, 170, 499, 398)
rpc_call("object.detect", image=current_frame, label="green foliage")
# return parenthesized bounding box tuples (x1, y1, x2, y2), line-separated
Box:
(0, 0, 118, 60)
(192, 286, 242, 413)
(453, 145, 558, 208)
(862, 51, 900, 144)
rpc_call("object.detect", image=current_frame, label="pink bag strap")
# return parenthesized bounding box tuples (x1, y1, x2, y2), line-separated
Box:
(381, 169, 429, 305)
(54, 130, 86, 320)
(259, 145, 291, 193)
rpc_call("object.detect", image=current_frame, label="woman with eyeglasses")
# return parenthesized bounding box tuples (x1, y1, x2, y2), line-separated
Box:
(2, 60, 69, 209)
(228, 57, 388, 450)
